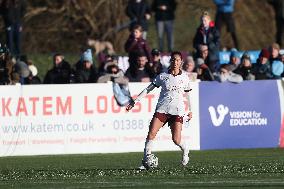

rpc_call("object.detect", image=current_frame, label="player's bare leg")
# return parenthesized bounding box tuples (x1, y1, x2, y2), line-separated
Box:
(144, 117, 164, 159)
(171, 122, 189, 166)
(139, 117, 164, 170)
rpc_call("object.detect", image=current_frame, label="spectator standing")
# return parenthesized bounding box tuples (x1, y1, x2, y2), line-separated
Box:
(74, 49, 98, 83)
(125, 52, 151, 82)
(43, 53, 73, 84)
(126, 0, 151, 39)
(269, 0, 284, 46)
(152, 0, 177, 52)
(234, 53, 255, 80)
(0, 43, 11, 84)
(124, 24, 151, 73)
(0, 0, 26, 57)
(213, 0, 239, 49)
(253, 48, 273, 80)
(193, 11, 220, 73)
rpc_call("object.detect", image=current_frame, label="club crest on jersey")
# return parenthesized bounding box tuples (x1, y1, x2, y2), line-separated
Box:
(178, 79, 183, 84)
(160, 75, 169, 82)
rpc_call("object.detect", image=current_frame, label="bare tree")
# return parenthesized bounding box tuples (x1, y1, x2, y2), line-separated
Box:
(1, 0, 130, 53)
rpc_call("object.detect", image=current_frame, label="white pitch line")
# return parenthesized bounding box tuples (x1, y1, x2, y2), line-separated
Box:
(4, 179, 284, 186)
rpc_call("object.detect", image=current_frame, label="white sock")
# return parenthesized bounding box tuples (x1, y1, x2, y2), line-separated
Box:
(143, 139, 154, 159)
(177, 139, 187, 152)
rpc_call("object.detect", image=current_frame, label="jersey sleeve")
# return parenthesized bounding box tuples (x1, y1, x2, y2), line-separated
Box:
(152, 74, 162, 88)
(184, 74, 191, 92)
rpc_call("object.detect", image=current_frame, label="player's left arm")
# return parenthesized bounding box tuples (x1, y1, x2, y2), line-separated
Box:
(184, 90, 192, 120)
(184, 78, 192, 120)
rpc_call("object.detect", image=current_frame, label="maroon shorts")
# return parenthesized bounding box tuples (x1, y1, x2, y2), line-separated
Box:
(154, 112, 183, 126)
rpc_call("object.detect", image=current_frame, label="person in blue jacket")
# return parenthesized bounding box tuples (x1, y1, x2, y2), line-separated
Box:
(214, 0, 239, 50)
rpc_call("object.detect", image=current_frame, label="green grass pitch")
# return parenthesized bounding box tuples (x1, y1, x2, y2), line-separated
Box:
(0, 148, 284, 189)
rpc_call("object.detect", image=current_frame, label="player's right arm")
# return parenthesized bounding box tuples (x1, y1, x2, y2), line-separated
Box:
(126, 82, 157, 111)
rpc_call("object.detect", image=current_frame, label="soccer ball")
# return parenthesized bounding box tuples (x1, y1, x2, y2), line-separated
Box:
(142, 154, 158, 169)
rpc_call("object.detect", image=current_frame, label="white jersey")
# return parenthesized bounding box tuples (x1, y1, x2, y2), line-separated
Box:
(153, 71, 191, 116)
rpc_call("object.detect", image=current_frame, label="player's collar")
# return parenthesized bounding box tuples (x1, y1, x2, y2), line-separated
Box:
(168, 69, 182, 76)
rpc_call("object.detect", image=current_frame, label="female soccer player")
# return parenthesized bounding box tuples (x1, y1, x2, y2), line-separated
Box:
(126, 51, 192, 166)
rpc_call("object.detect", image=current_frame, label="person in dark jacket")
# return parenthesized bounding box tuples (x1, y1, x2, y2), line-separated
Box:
(126, 0, 151, 39)
(151, 0, 177, 52)
(269, 0, 284, 46)
(74, 49, 98, 83)
(147, 48, 163, 79)
(125, 52, 151, 82)
(233, 53, 255, 80)
(43, 53, 72, 84)
(0, 0, 26, 57)
(196, 58, 215, 81)
(0, 43, 10, 85)
(193, 11, 220, 73)
(124, 24, 151, 75)
(253, 48, 273, 80)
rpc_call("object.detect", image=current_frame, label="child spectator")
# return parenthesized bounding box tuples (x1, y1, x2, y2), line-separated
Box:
(193, 11, 220, 73)
(124, 24, 151, 74)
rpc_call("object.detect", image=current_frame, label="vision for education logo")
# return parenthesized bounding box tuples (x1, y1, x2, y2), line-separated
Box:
(208, 104, 268, 127)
